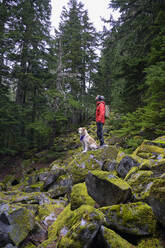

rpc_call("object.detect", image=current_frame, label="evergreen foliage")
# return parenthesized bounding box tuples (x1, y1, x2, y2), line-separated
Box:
(98, 0, 165, 141)
(0, 0, 165, 156)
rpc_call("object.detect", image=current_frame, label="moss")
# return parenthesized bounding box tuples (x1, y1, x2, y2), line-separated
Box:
(124, 167, 139, 181)
(140, 159, 165, 172)
(25, 181, 44, 192)
(70, 183, 95, 210)
(126, 170, 154, 200)
(47, 204, 104, 245)
(116, 150, 126, 163)
(102, 226, 135, 248)
(7, 205, 34, 246)
(24, 242, 37, 248)
(91, 170, 131, 191)
(137, 152, 153, 159)
(38, 239, 57, 248)
(137, 237, 164, 248)
(133, 140, 165, 159)
(58, 236, 81, 248)
(36, 202, 64, 223)
(67, 153, 101, 184)
(148, 179, 165, 201)
(100, 202, 157, 235)
(48, 204, 72, 240)
(56, 205, 104, 247)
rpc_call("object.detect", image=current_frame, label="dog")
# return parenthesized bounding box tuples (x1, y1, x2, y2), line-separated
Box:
(78, 127, 98, 153)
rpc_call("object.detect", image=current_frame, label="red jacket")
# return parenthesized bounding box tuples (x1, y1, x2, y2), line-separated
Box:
(96, 101, 105, 124)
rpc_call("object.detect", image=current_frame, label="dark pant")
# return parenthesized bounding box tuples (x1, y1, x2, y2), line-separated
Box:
(96, 122, 104, 146)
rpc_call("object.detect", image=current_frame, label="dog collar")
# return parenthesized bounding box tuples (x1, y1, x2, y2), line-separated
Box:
(80, 135, 85, 141)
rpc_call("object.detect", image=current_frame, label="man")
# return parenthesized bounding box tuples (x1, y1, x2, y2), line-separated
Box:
(95, 95, 107, 147)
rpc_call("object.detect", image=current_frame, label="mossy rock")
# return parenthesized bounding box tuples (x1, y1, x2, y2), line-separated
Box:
(133, 138, 165, 160)
(137, 237, 164, 248)
(0, 191, 53, 206)
(37, 169, 67, 190)
(124, 166, 139, 181)
(24, 181, 44, 193)
(116, 150, 127, 163)
(146, 178, 165, 227)
(24, 242, 37, 248)
(126, 170, 154, 200)
(67, 152, 102, 184)
(0, 203, 35, 246)
(48, 174, 73, 198)
(36, 202, 64, 227)
(99, 226, 135, 248)
(116, 155, 140, 178)
(39, 204, 104, 247)
(70, 182, 95, 210)
(139, 159, 165, 175)
(100, 202, 157, 236)
(85, 170, 132, 206)
(67, 145, 119, 185)
(2, 175, 19, 190)
(0, 182, 5, 191)
(102, 159, 118, 175)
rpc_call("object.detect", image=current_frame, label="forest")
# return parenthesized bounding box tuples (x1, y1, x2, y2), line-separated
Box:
(0, 0, 165, 157)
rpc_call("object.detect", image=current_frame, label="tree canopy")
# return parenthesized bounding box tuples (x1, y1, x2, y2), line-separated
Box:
(0, 0, 165, 156)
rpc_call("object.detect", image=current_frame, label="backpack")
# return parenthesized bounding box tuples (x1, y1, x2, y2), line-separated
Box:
(105, 105, 110, 118)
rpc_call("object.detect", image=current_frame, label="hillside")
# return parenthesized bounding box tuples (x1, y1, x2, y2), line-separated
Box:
(0, 122, 165, 248)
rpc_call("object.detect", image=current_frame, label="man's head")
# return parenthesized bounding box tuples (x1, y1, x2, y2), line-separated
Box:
(96, 95, 105, 101)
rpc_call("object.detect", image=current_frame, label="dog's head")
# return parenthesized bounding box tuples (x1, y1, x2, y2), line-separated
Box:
(78, 127, 87, 136)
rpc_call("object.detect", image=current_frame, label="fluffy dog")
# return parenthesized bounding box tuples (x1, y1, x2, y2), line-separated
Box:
(78, 127, 98, 153)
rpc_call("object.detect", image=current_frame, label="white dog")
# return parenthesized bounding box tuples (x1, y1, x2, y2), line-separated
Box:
(78, 127, 98, 153)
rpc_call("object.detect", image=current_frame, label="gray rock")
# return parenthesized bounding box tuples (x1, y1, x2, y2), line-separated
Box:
(97, 226, 135, 248)
(0, 203, 34, 246)
(100, 202, 157, 236)
(146, 179, 165, 227)
(48, 174, 73, 198)
(102, 160, 117, 172)
(85, 171, 132, 206)
(117, 156, 140, 178)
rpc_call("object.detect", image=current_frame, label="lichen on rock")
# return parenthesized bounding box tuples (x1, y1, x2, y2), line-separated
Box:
(70, 182, 95, 210)
(100, 202, 157, 236)
(85, 170, 132, 206)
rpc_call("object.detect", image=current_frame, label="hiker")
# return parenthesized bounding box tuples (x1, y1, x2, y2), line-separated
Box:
(95, 95, 107, 147)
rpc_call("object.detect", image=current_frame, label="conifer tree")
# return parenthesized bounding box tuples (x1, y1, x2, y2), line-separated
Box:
(55, 0, 98, 100)
(0, 0, 53, 153)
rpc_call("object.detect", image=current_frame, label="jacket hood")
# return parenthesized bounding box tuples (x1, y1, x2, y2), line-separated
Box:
(96, 101, 105, 106)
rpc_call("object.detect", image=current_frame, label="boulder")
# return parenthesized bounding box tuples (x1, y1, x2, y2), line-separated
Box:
(125, 170, 154, 201)
(85, 170, 132, 206)
(37, 202, 64, 228)
(133, 137, 165, 160)
(24, 182, 44, 193)
(116, 155, 140, 178)
(67, 153, 103, 184)
(100, 202, 157, 236)
(139, 159, 165, 176)
(39, 204, 104, 248)
(38, 169, 66, 190)
(0, 203, 34, 246)
(67, 146, 118, 184)
(146, 178, 165, 227)
(102, 160, 117, 174)
(137, 237, 164, 248)
(48, 174, 73, 198)
(0, 191, 53, 206)
(70, 182, 95, 210)
(96, 226, 135, 248)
